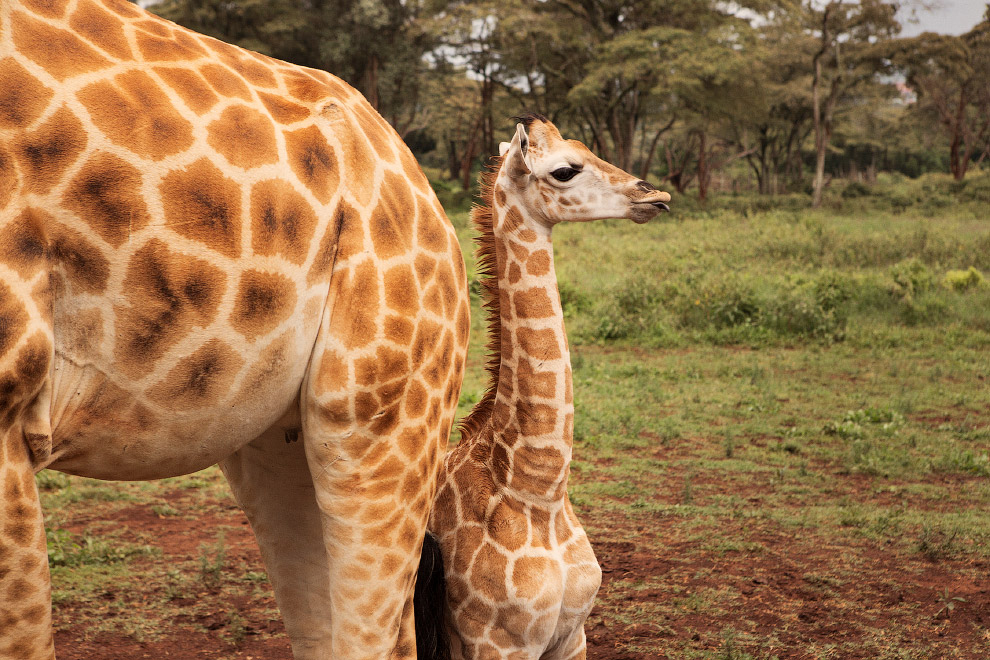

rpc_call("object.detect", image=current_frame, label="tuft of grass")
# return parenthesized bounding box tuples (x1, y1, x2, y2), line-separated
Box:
(199, 530, 228, 589)
(46, 529, 159, 568)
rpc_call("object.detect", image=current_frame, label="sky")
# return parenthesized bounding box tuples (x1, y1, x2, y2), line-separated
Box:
(897, 0, 988, 37)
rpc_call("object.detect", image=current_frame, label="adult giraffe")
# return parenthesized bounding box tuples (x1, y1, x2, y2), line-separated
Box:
(422, 116, 671, 658)
(0, 0, 469, 658)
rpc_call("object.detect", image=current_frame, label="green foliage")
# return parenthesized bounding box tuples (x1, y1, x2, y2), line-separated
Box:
(47, 529, 159, 568)
(199, 531, 228, 589)
(943, 267, 986, 291)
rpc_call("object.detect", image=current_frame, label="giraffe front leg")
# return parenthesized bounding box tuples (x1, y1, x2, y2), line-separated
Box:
(219, 423, 333, 659)
(0, 431, 54, 660)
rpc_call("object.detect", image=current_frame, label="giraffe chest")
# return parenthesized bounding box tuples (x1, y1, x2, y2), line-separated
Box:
(445, 496, 602, 657)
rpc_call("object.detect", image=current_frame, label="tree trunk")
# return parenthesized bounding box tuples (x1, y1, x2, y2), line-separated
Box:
(697, 131, 709, 204)
(365, 54, 380, 110)
(811, 3, 835, 208)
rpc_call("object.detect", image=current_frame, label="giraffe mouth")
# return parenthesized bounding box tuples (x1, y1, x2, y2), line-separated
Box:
(631, 199, 671, 223)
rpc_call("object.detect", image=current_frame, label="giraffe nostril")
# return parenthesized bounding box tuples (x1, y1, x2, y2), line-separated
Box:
(635, 180, 657, 192)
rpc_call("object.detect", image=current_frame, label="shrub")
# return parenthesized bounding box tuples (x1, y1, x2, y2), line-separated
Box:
(888, 259, 936, 300)
(943, 267, 986, 291)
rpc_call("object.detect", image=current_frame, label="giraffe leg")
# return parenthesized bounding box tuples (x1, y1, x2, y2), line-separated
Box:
(0, 430, 54, 660)
(299, 406, 435, 660)
(545, 628, 588, 660)
(219, 423, 333, 659)
(300, 345, 447, 659)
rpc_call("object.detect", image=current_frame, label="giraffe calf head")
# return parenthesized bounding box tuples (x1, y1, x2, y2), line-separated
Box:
(498, 115, 671, 227)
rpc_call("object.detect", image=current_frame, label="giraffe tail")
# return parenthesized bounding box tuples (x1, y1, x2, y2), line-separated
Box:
(414, 532, 450, 660)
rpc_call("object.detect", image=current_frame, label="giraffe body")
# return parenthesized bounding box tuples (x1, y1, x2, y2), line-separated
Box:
(426, 117, 671, 659)
(0, 1, 469, 658)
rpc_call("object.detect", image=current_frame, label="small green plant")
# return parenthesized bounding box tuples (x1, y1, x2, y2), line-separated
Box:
(933, 588, 967, 618)
(916, 523, 961, 561)
(681, 473, 694, 505)
(224, 611, 248, 645)
(889, 259, 936, 300)
(199, 530, 227, 589)
(164, 568, 188, 601)
(46, 529, 158, 567)
(36, 471, 71, 491)
(151, 504, 180, 517)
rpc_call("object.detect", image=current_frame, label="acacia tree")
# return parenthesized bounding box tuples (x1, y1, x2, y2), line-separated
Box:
(895, 12, 990, 179)
(807, 0, 901, 206)
(732, 12, 815, 194)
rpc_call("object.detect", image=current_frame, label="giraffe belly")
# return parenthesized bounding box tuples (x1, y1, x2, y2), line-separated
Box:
(45, 347, 307, 481)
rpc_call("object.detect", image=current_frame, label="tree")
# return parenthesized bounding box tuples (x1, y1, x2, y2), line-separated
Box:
(895, 11, 990, 179)
(807, 0, 901, 206)
(151, 0, 437, 134)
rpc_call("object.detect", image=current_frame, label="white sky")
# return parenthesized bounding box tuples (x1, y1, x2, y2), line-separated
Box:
(898, 0, 987, 36)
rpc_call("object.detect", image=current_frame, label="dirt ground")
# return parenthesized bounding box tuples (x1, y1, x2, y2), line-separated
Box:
(50, 466, 990, 660)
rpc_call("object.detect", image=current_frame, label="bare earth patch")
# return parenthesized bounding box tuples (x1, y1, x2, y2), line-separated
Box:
(50, 459, 989, 659)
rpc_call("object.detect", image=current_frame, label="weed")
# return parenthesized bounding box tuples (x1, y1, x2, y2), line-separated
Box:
(916, 523, 962, 561)
(943, 267, 985, 291)
(36, 471, 70, 491)
(681, 474, 694, 505)
(151, 504, 180, 517)
(199, 530, 227, 589)
(224, 611, 247, 645)
(933, 588, 967, 619)
(46, 529, 159, 567)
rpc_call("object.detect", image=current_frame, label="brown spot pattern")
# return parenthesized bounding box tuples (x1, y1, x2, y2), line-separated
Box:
(115, 239, 226, 377)
(0, 147, 16, 210)
(258, 91, 310, 124)
(207, 104, 278, 169)
(147, 339, 243, 410)
(513, 287, 555, 319)
(516, 327, 561, 361)
(78, 70, 194, 160)
(250, 179, 318, 265)
(199, 63, 252, 101)
(12, 10, 111, 80)
(62, 152, 150, 248)
(328, 260, 379, 350)
(285, 125, 338, 204)
(0, 282, 29, 362)
(0, 210, 46, 279)
(14, 106, 86, 195)
(231, 269, 297, 341)
(69, 0, 132, 59)
(159, 158, 242, 258)
(0, 58, 54, 129)
(49, 221, 111, 294)
(154, 67, 220, 114)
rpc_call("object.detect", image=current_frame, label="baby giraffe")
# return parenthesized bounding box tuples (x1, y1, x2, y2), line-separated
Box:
(421, 115, 671, 659)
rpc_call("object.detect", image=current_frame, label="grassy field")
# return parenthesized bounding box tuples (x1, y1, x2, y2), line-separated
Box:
(41, 172, 990, 658)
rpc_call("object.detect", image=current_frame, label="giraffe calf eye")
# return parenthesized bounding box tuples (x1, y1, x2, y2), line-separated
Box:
(550, 167, 579, 182)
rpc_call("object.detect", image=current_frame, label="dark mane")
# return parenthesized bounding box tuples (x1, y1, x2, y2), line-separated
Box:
(512, 112, 549, 129)
(456, 155, 503, 441)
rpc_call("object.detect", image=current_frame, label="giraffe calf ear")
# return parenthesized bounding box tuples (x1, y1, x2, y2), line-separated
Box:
(498, 142, 511, 157)
(504, 124, 531, 178)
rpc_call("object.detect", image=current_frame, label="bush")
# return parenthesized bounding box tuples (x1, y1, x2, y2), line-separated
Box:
(943, 267, 986, 291)
(888, 259, 936, 300)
